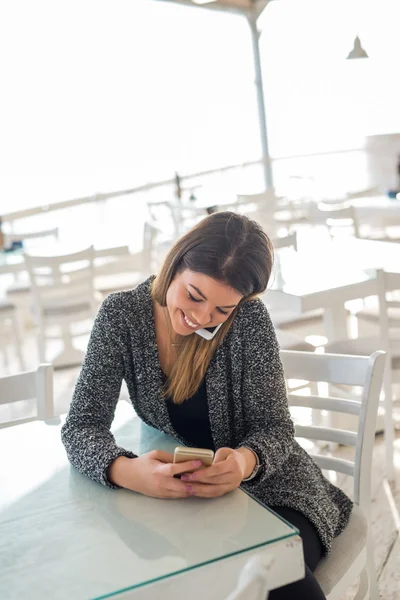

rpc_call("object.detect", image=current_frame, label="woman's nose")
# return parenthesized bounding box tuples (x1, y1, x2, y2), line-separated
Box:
(192, 306, 212, 326)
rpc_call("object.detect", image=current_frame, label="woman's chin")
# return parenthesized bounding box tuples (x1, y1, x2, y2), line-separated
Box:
(172, 321, 194, 337)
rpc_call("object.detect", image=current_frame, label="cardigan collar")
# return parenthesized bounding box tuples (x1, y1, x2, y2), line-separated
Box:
(138, 276, 232, 449)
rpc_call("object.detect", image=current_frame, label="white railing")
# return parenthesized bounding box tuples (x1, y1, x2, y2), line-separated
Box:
(2, 159, 264, 225)
(2, 144, 370, 225)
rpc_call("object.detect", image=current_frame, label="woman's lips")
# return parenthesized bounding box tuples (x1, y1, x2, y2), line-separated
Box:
(180, 309, 199, 330)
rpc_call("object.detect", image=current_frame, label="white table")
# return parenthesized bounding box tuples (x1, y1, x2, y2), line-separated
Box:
(266, 237, 400, 341)
(0, 405, 304, 600)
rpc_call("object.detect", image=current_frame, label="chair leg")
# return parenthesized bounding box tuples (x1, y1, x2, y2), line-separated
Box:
(383, 367, 394, 481)
(11, 310, 26, 372)
(37, 330, 46, 363)
(354, 540, 379, 600)
(2, 340, 9, 372)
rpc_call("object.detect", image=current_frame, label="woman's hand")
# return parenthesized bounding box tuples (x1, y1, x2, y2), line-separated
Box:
(180, 447, 250, 498)
(108, 450, 202, 498)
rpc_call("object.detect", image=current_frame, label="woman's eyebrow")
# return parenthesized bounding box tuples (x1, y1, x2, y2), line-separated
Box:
(188, 284, 237, 309)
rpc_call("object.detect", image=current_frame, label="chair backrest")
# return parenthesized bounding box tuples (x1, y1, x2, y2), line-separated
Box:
(226, 555, 273, 600)
(0, 364, 54, 428)
(314, 203, 360, 238)
(280, 350, 386, 515)
(4, 227, 59, 247)
(24, 246, 96, 317)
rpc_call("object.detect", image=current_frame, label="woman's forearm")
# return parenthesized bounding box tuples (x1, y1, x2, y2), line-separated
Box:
(236, 447, 257, 479)
(107, 456, 136, 487)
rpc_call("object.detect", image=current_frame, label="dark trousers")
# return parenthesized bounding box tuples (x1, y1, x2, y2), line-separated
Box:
(268, 507, 327, 600)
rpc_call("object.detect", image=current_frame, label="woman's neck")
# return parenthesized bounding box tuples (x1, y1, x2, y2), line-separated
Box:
(153, 300, 182, 376)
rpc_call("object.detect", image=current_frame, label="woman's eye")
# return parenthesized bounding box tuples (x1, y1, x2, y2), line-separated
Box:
(188, 292, 202, 303)
(188, 291, 229, 316)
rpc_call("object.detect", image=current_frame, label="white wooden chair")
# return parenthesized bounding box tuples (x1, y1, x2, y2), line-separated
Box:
(310, 203, 360, 239)
(226, 554, 273, 600)
(0, 300, 25, 372)
(95, 252, 145, 297)
(24, 246, 98, 368)
(325, 269, 399, 480)
(236, 190, 307, 235)
(280, 349, 386, 600)
(0, 363, 54, 428)
(93, 241, 152, 297)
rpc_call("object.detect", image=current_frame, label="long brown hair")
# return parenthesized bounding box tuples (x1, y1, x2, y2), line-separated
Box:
(152, 211, 274, 404)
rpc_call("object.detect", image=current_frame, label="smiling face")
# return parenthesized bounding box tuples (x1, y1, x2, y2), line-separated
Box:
(165, 269, 243, 336)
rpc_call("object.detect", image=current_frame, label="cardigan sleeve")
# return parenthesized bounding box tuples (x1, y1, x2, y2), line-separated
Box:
(61, 295, 136, 487)
(236, 299, 295, 485)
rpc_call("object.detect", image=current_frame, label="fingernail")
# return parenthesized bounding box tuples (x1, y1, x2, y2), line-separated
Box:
(193, 460, 201, 467)
(188, 473, 195, 481)
(181, 474, 189, 481)
(185, 484, 192, 492)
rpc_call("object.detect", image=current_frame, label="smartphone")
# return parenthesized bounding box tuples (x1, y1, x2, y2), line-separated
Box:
(194, 323, 223, 341)
(173, 446, 215, 467)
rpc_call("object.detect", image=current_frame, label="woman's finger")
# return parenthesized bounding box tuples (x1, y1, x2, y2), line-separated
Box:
(188, 482, 233, 498)
(150, 450, 174, 463)
(158, 459, 202, 478)
(183, 471, 234, 485)
(150, 477, 192, 498)
(187, 461, 231, 481)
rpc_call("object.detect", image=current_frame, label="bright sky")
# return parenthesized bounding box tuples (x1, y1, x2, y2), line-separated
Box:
(0, 0, 399, 212)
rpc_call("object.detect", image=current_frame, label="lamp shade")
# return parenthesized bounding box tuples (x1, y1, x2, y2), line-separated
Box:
(347, 36, 369, 59)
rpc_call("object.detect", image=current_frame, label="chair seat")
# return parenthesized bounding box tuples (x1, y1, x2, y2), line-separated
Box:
(314, 504, 367, 596)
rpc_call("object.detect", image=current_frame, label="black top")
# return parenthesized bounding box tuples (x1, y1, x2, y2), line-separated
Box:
(164, 375, 215, 451)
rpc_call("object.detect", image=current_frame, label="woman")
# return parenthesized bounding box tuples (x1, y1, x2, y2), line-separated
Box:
(62, 211, 352, 599)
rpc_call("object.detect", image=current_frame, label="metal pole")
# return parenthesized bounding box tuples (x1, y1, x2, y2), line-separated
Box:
(248, 15, 273, 190)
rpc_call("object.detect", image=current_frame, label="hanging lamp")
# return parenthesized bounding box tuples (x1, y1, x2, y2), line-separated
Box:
(346, 36, 369, 59)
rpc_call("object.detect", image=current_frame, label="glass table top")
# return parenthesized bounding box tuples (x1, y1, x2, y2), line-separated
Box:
(0, 404, 298, 600)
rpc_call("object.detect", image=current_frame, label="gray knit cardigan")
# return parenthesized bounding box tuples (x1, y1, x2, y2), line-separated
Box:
(61, 276, 352, 554)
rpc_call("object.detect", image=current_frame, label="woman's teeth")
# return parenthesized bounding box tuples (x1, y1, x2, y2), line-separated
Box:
(184, 314, 198, 328)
